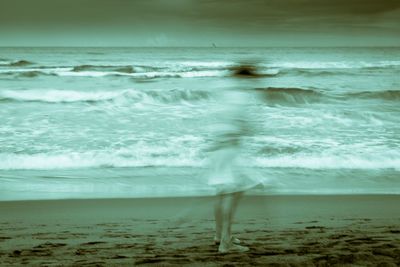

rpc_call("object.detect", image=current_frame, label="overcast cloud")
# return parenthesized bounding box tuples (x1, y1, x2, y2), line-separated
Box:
(0, 0, 399, 46)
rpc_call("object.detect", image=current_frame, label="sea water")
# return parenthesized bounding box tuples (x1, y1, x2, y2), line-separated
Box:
(0, 47, 399, 200)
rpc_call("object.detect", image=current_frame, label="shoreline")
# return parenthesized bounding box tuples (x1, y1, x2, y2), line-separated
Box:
(1, 195, 399, 266)
(1, 192, 399, 202)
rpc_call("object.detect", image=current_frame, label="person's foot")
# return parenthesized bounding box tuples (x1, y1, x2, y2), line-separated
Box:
(214, 236, 241, 245)
(218, 243, 249, 253)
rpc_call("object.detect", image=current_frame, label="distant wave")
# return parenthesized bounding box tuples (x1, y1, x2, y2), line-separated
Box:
(0, 67, 71, 78)
(72, 64, 136, 73)
(347, 90, 400, 101)
(1, 58, 399, 80)
(362, 63, 400, 70)
(0, 60, 34, 67)
(281, 69, 350, 77)
(0, 67, 229, 79)
(67, 63, 230, 78)
(146, 89, 210, 103)
(65, 62, 233, 78)
(0, 61, 268, 78)
(17, 71, 56, 78)
(230, 64, 280, 77)
(254, 87, 325, 105)
(1, 59, 399, 79)
(2, 88, 399, 106)
(271, 61, 400, 70)
(254, 88, 400, 105)
(268, 61, 400, 77)
(16, 71, 41, 78)
(0, 88, 211, 104)
(228, 61, 400, 78)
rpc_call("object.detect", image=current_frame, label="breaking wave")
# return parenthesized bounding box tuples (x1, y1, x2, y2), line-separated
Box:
(253, 154, 400, 170)
(0, 88, 211, 104)
(0, 67, 229, 78)
(2, 87, 399, 106)
(254, 88, 400, 105)
(255, 87, 325, 105)
(347, 90, 400, 101)
(0, 59, 34, 67)
(0, 152, 202, 170)
(1, 152, 399, 170)
(270, 61, 400, 69)
(72, 64, 136, 73)
(1, 59, 399, 79)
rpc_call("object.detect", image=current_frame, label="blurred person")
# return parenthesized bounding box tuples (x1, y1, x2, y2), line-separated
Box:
(208, 64, 264, 253)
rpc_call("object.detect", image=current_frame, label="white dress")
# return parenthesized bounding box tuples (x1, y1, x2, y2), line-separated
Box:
(207, 89, 264, 194)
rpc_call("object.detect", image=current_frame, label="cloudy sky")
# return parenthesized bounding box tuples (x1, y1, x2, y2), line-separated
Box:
(0, 0, 399, 46)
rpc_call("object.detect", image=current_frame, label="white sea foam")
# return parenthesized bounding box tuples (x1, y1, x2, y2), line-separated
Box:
(0, 134, 205, 170)
(0, 89, 126, 102)
(0, 64, 229, 78)
(1, 151, 400, 170)
(63, 70, 227, 78)
(252, 154, 400, 170)
(0, 67, 72, 74)
(178, 61, 232, 68)
(0, 151, 203, 170)
(269, 61, 400, 69)
(56, 70, 113, 77)
(0, 60, 11, 65)
(0, 48, 399, 200)
(0, 88, 211, 104)
(1, 60, 398, 79)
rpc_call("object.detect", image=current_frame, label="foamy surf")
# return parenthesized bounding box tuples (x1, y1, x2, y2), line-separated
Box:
(0, 152, 203, 170)
(1, 59, 399, 80)
(2, 87, 399, 106)
(252, 154, 400, 170)
(0, 89, 124, 102)
(0, 88, 211, 104)
(0, 151, 399, 170)
(0, 47, 399, 200)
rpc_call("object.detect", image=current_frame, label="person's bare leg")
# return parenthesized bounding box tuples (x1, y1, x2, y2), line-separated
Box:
(218, 192, 248, 253)
(214, 194, 223, 242)
(219, 194, 232, 247)
(215, 194, 240, 244)
(229, 191, 243, 224)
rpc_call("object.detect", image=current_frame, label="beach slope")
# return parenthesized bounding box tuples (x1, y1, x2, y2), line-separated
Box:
(1, 195, 399, 266)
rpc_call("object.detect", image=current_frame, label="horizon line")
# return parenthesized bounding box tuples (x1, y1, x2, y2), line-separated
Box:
(0, 45, 399, 49)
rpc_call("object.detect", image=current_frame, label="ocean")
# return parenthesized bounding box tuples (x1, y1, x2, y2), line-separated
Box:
(0, 47, 399, 200)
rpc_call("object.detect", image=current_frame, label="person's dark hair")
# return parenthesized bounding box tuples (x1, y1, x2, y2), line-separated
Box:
(231, 64, 258, 77)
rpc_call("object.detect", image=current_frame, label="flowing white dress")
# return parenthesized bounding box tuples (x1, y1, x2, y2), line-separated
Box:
(207, 89, 265, 194)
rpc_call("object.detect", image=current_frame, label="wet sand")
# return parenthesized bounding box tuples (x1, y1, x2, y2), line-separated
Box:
(1, 195, 399, 266)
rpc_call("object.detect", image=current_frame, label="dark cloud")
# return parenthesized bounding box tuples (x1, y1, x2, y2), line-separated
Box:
(1, 0, 399, 26)
(0, 0, 399, 46)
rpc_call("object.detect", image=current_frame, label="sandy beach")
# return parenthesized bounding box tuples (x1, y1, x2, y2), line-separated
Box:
(1, 195, 399, 266)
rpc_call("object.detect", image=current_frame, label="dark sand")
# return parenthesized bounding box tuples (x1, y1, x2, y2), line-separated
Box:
(1, 195, 399, 266)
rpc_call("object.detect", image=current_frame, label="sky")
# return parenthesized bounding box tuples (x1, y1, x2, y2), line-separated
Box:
(0, 0, 399, 47)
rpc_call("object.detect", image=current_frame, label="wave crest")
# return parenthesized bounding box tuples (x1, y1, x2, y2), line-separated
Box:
(72, 64, 136, 73)
(253, 155, 400, 170)
(254, 87, 324, 105)
(1, 152, 399, 170)
(0, 88, 211, 104)
(0, 60, 35, 67)
(348, 90, 400, 101)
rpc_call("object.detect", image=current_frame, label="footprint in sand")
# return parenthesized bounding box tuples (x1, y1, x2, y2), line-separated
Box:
(34, 242, 67, 248)
(9, 242, 67, 258)
(75, 248, 98, 255)
(305, 225, 325, 230)
(0, 236, 12, 241)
